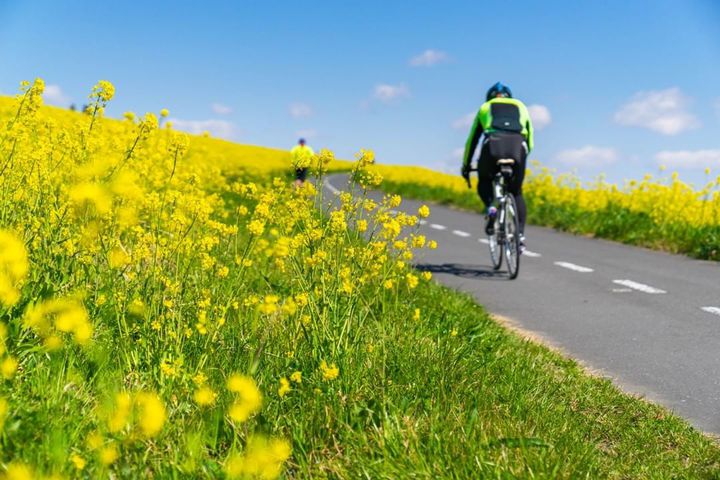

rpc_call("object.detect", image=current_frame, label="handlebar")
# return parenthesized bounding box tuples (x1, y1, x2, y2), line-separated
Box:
(464, 168, 478, 188)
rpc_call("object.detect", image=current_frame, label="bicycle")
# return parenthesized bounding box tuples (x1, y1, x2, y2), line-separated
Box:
(466, 159, 521, 279)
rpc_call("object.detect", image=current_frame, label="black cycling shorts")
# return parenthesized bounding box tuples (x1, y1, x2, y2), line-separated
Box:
(477, 132, 527, 195)
(295, 168, 308, 181)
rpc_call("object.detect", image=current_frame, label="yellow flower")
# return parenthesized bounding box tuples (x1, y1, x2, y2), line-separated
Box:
(192, 372, 208, 385)
(160, 108, 169, 117)
(227, 374, 262, 423)
(108, 392, 132, 433)
(24, 298, 93, 346)
(99, 444, 119, 466)
(248, 219, 265, 236)
(320, 360, 339, 381)
(329, 211, 347, 232)
(0, 397, 8, 429)
(290, 371, 302, 383)
(93, 80, 115, 102)
(278, 377, 291, 397)
(224, 436, 292, 480)
(413, 308, 421, 321)
(428, 240, 438, 249)
(86, 431, 104, 450)
(421, 271, 432, 281)
(135, 392, 166, 437)
(70, 453, 86, 470)
(68, 182, 112, 215)
(0, 230, 29, 307)
(418, 205, 430, 218)
(44, 335, 63, 351)
(406, 273, 419, 289)
(3, 463, 34, 480)
(356, 219, 368, 232)
(108, 247, 130, 269)
(1, 357, 17, 379)
(193, 386, 217, 406)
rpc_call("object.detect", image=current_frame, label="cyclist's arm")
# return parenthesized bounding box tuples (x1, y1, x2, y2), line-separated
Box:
(463, 111, 484, 171)
(521, 103, 534, 153)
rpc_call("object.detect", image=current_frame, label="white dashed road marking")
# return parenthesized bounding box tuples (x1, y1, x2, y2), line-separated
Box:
(323, 179, 340, 194)
(430, 224, 447, 231)
(701, 307, 720, 317)
(612, 279, 667, 294)
(452, 229, 471, 237)
(478, 238, 490, 245)
(612, 288, 633, 293)
(554, 261, 594, 273)
(419, 219, 427, 225)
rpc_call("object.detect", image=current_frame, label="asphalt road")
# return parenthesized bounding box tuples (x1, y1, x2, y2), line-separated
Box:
(325, 174, 720, 435)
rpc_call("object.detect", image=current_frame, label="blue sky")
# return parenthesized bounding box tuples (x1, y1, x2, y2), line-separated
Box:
(1, 0, 719, 185)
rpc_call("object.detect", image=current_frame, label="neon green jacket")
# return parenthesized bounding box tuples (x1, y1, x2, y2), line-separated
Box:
(462, 97, 534, 171)
(290, 144, 315, 168)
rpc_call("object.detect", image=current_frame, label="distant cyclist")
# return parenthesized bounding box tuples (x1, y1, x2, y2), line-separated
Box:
(290, 138, 314, 186)
(461, 82, 534, 251)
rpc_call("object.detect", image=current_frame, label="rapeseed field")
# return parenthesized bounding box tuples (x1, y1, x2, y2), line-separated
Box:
(377, 162, 720, 260)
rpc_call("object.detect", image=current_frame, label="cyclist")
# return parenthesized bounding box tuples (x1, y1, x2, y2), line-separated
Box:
(461, 82, 533, 250)
(290, 138, 315, 186)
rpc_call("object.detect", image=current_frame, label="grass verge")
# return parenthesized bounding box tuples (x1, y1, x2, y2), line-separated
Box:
(281, 274, 720, 478)
(378, 177, 720, 261)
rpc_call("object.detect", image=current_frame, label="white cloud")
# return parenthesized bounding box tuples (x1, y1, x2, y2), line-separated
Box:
(452, 112, 475, 130)
(169, 118, 238, 140)
(556, 146, 618, 167)
(409, 49, 448, 67)
(528, 104, 551, 130)
(289, 102, 313, 118)
(655, 150, 720, 169)
(452, 147, 464, 159)
(295, 129, 317, 140)
(614, 87, 700, 135)
(211, 103, 232, 115)
(373, 83, 410, 102)
(43, 84, 71, 106)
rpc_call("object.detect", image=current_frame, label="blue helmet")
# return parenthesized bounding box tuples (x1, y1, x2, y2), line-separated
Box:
(486, 82, 512, 101)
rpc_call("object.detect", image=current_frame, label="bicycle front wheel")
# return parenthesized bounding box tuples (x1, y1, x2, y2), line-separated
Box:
(488, 213, 502, 270)
(504, 195, 520, 279)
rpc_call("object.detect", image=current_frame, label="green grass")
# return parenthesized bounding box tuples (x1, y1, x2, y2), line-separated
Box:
(272, 278, 720, 478)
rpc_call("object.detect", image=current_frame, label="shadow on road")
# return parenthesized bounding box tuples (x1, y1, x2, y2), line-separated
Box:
(415, 263, 507, 280)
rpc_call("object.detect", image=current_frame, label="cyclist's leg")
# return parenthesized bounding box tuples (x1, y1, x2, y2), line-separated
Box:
(476, 140, 495, 209)
(477, 141, 498, 235)
(508, 148, 527, 236)
(294, 167, 308, 186)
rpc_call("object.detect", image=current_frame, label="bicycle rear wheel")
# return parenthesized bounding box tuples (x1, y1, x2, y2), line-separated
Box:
(488, 214, 502, 270)
(504, 195, 520, 279)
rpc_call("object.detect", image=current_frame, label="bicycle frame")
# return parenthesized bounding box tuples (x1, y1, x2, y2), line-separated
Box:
(493, 165, 514, 241)
(467, 159, 520, 279)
